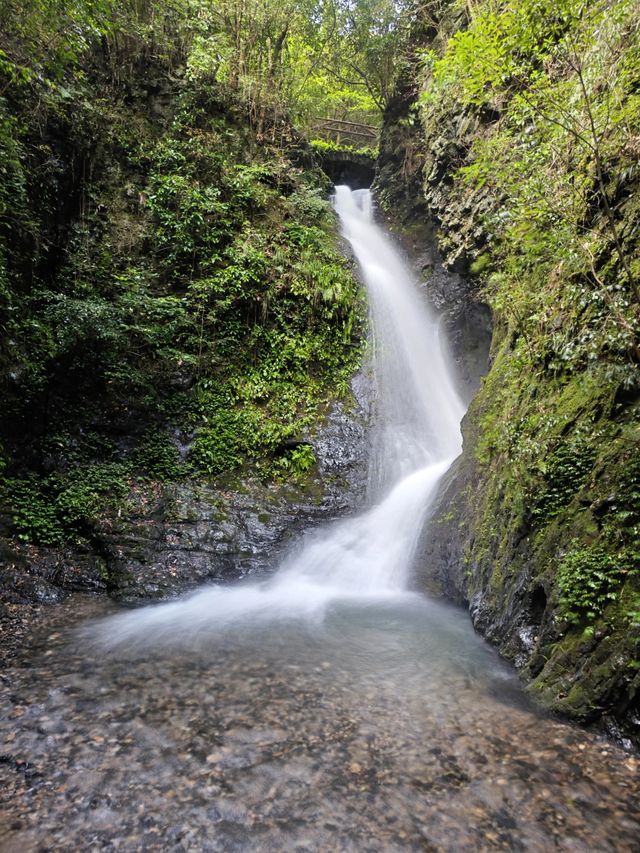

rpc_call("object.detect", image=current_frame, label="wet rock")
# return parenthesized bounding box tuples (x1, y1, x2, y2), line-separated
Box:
(1, 569, 63, 605)
(0, 388, 370, 605)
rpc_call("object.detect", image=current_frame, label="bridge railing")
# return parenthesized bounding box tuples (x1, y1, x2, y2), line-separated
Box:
(310, 118, 379, 148)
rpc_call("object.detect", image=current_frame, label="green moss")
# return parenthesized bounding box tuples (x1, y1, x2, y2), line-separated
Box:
(557, 543, 635, 624)
(0, 51, 366, 546)
(469, 253, 491, 276)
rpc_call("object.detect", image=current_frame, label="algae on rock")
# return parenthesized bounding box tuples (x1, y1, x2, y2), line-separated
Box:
(377, 0, 640, 745)
(0, 16, 368, 596)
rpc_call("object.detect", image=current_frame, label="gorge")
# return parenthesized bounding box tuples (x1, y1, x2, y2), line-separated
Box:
(1, 0, 639, 848)
(2, 185, 639, 851)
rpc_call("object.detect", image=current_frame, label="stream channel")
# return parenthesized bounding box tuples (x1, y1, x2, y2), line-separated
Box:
(1, 188, 639, 851)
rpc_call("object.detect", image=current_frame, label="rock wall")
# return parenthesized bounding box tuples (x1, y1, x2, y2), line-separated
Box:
(0, 46, 371, 614)
(376, 3, 640, 748)
(1, 389, 370, 607)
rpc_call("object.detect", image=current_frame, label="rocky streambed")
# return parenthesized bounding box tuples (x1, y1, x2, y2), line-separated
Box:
(1, 592, 639, 852)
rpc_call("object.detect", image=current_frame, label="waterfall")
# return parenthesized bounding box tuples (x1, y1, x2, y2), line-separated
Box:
(89, 187, 466, 648)
(335, 186, 464, 498)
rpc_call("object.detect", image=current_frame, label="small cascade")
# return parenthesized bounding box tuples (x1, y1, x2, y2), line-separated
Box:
(334, 186, 464, 498)
(90, 187, 466, 648)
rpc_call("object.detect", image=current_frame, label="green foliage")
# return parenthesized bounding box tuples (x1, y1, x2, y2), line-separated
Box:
(0, 0, 412, 139)
(202, 0, 407, 123)
(532, 437, 595, 524)
(0, 0, 376, 546)
(286, 184, 333, 223)
(0, 105, 27, 224)
(557, 543, 634, 624)
(421, 0, 640, 377)
(4, 463, 131, 546)
(276, 443, 316, 476)
(189, 412, 246, 477)
(428, 0, 582, 108)
(5, 477, 66, 546)
(131, 431, 184, 480)
(310, 139, 378, 159)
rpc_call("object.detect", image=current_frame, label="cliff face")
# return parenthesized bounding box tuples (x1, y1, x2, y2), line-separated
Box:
(373, 68, 492, 404)
(377, 0, 640, 746)
(0, 37, 369, 604)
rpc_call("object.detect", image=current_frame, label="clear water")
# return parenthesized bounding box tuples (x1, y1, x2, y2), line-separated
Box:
(1, 594, 639, 851)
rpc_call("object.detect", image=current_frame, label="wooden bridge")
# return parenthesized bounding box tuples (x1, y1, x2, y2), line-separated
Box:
(311, 117, 379, 148)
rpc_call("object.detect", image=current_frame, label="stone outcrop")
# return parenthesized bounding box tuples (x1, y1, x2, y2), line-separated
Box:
(0, 390, 370, 606)
(375, 24, 640, 748)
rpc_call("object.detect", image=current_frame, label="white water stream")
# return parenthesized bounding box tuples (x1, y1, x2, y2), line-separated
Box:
(92, 186, 466, 648)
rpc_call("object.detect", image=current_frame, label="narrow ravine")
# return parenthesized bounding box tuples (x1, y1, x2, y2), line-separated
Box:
(1, 189, 639, 852)
(84, 186, 464, 647)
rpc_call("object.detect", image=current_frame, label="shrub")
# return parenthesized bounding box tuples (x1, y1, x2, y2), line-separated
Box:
(557, 543, 634, 623)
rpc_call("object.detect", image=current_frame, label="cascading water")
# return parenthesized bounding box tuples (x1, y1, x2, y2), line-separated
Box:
(337, 186, 464, 499)
(90, 186, 466, 648)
